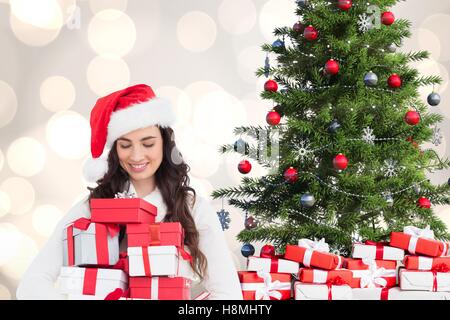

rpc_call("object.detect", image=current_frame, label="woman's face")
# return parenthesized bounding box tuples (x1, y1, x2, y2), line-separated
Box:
(116, 126, 164, 182)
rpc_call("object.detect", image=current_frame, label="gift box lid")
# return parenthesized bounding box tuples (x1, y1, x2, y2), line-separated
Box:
(345, 258, 397, 270)
(294, 282, 352, 300)
(129, 277, 191, 288)
(127, 245, 179, 256)
(90, 198, 157, 215)
(59, 266, 128, 283)
(237, 271, 291, 284)
(126, 222, 183, 234)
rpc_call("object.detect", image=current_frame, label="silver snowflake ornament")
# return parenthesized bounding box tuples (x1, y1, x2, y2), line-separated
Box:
(432, 126, 443, 146)
(304, 109, 316, 120)
(382, 159, 398, 177)
(362, 127, 375, 144)
(357, 13, 373, 33)
(351, 230, 363, 243)
(295, 139, 313, 161)
(217, 209, 231, 231)
(355, 162, 365, 175)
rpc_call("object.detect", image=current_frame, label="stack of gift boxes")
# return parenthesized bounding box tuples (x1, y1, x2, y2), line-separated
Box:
(238, 225, 450, 300)
(58, 197, 195, 300)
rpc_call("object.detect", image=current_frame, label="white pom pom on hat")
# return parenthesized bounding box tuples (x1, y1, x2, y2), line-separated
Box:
(83, 84, 176, 183)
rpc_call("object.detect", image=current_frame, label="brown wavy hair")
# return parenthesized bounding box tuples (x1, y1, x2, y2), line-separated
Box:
(87, 126, 207, 280)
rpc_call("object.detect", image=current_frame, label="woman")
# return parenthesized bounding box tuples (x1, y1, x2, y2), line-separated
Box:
(16, 84, 243, 300)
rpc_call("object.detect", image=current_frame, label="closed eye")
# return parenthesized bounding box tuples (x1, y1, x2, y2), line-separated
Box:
(119, 144, 154, 149)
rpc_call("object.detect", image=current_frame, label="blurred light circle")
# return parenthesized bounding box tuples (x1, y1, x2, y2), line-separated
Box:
(259, 0, 297, 41)
(88, 9, 136, 57)
(241, 97, 269, 126)
(9, 7, 61, 46)
(87, 55, 130, 96)
(193, 90, 247, 145)
(0, 81, 18, 128)
(177, 11, 217, 52)
(0, 177, 35, 215)
(237, 45, 267, 83)
(437, 207, 450, 229)
(218, 0, 256, 35)
(188, 176, 214, 199)
(10, 0, 63, 29)
(32, 204, 63, 237)
(0, 191, 11, 218)
(402, 28, 441, 61)
(421, 14, 450, 62)
(1, 232, 38, 280)
(156, 86, 192, 126)
(0, 223, 21, 266)
(6, 137, 46, 177)
(89, 0, 127, 15)
(184, 81, 224, 106)
(0, 285, 11, 300)
(173, 124, 197, 154)
(46, 111, 90, 159)
(71, 192, 89, 207)
(40, 76, 76, 112)
(183, 142, 220, 179)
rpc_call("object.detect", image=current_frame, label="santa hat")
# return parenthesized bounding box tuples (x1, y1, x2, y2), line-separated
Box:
(83, 84, 176, 182)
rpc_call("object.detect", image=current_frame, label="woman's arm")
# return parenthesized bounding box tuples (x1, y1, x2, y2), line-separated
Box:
(16, 197, 90, 300)
(192, 196, 243, 300)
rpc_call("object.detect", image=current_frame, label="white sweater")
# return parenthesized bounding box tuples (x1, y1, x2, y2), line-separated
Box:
(16, 182, 243, 300)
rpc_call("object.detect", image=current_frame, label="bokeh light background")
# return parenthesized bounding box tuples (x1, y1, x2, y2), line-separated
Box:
(0, 0, 449, 299)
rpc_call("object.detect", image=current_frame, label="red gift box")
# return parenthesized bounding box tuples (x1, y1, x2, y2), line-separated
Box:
(390, 229, 449, 257)
(129, 277, 191, 300)
(238, 271, 291, 300)
(346, 258, 397, 289)
(284, 244, 343, 270)
(126, 222, 184, 248)
(298, 268, 353, 285)
(403, 255, 450, 271)
(90, 198, 157, 224)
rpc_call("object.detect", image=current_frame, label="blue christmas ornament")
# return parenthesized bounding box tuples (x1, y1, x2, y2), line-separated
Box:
(217, 209, 231, 231)
(241, 243, 255, 258)
(264, 56, 270, 78)
(272, 39, 284, 48)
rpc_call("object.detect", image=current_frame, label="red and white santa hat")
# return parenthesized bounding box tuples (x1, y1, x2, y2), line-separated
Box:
(83, 84, 176, 182)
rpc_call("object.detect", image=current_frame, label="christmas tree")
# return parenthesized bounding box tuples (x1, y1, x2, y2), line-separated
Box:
(212, 0, 450, 256)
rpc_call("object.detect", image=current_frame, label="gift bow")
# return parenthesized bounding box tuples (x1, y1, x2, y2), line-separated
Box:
(326, 276, 346, 300)
(431, 263, 449, 292)
(359, 258, 389, 289)
(254, 270, 289, 300)
(298, 238, 330, 253)
(403, 225, 435, 240)
(73, 217, 120, 238)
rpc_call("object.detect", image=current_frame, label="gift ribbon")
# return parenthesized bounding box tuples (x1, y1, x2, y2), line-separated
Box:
(431, 263, 449, 292)
(417, 256, 433, 270)
(326, 276, 345, 300)
(365, 241, 390, 260)
(298, 238, 330, 268)
(67, 225, 74, 266)
(403, 225, 434, 255)
(270, 259, 279, 273)
(111, 252, 129, 273)
(359, 258, 391, 289)
(380, 288, 390, 300)
(82, 268, 98, 295)
(140, 246, 192, 277)
(252, 270, 290, 300)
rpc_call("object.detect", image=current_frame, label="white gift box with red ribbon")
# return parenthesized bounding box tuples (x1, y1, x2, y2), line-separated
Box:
(399, 268, 450, 292)
(294, 282, 352, 300)
(352, 242, 405, 261)
(127, 245, 194, 278)
(352, 287, 449, 300)
(59, 266, 128, 298)
(247, 256, 299, 274)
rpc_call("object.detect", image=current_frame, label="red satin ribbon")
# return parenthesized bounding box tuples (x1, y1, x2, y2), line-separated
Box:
(270, 259, 279, 273)
(142, 246, 152, 277)
(365, 240, 389, 260)
(67, 225, 74, 266)
(111, 252, 129, 273)
(380, 288, 390, 300)
(431, 263, 449, 292)
(83, 268, 98, 295)
(326, 276, 345, 300)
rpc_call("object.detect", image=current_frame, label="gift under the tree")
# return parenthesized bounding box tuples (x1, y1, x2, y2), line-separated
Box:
(90, 198, 157, 224)
(352, 287, 449, 300)
(345, 258, 397, 288)
(284, 239, 344, 270)
(298, 268, 353, 285)
(126, 222, 184, 248)
(59, 266, 128, 299)
(238, 271, 292, 300)
(390, 226, 449, 257)
(399, 267, 450, 292)
(352, 241, 405, 261)
(294, 281, 352, 300)
(63, 217, 120, 267)
(247, 256, 299, 274)
(127, 245, 194, 278)
(128, 276, 191, 300)
(403, 255, 450, 271)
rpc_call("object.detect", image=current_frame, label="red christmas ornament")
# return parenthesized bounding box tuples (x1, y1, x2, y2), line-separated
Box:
(381, 11, 395, 25)
(304, 25, 318, 41)
(293, 22, 304, 33)
(404, 110, 420, 126)
(338, 0, 352, 11)
(325, 59, 339, 75)
(260, 244, 275, 258)
(388, 74, 402, 88)
(283, 167, 298, 183)
(417, 197, 431, 209)
(266, 110, 281, 126)
(333, 153, 348, 170)
(238, 160, 252, 174)
(264, 79, 278, 92)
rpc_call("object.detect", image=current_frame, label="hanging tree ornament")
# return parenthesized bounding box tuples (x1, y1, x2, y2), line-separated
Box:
(362, 127, 376, 144)
(264, 79, 278, 92)
(273, 104, 285, 117)
(300, 193, 316, 208)
(266, 110, 281, 126)
(325, 59, 340, 75)
(293, 21, 305, 33)
(357, 13, 374, 33)
(432, 126, 443, 146)
(245, 216, 258, 230)
(381, 11, 395, 25)
(264, 55, 270, 78)
(272, 39, 285, 49)
(384, 192, 394, 207)
(413, 183, 421, 195)
(387, 43, 397, 53)
(238, 160, 252, 174)
(337, 0, 352, 11)
(304, 25, 318, 41)
(333, 153, 348, 170)
(404, 110, 420, 126)
(217, 199, 231, 231)
(364, 71, 378, 86)
(260, 244, 276, 258)
(241, 243, 255, 258)
(388, 73, 402, 88)
(327, 119, 341, 134)
(417, 197, 431, 209)
(284, 167, 298, 183)
(427, 92, 441, 106)
(234, 138, 249, 155)
(296, 0, 308, 7)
